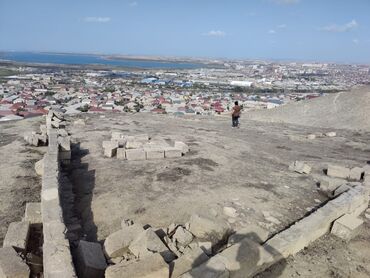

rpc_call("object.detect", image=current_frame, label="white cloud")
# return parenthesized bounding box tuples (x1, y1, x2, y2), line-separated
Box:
(272, 0, 300, 5)
(129, 1, 138, 7)
(84, 17, 111, 23)
(353, 38, 359, 44)
(320, 19, 358, 33)
(268, 29, 276, 34)
(277, 24, 287, 29)
(204, 30, 226, 37)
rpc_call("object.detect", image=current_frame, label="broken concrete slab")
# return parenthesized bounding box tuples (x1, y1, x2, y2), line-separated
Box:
(331, 214, 363, 241)
(171, 247, 209, 277)
(129, 228, 176, 262)
(75, 240, 107, 278)
(24, 202, 42, 226)
(289, 161, 311, 174)
(104, 224, 144, 258)
(326, 165, 350, 179)
(0, 247, 30, 278)
(125, 148, 146, 161)
(3, 221, 30, 252)
(105, 253, 169, 278)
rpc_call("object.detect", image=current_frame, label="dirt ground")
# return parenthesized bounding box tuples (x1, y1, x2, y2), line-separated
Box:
(0, 117, 45, 245)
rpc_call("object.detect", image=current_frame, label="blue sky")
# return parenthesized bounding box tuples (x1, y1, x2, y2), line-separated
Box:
(0, 0, 369, 63)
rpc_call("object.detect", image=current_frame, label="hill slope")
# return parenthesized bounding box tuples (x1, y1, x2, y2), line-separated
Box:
(247, 86, 370, 131)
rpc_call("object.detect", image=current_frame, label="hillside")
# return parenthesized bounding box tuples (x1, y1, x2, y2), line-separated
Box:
(247, 86, 370, 131)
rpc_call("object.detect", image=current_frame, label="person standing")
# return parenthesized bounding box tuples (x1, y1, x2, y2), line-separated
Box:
(232, 101, 241, 128)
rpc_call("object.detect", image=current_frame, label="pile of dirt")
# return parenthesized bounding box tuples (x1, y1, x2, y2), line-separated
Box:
(247, 86, 370, 131)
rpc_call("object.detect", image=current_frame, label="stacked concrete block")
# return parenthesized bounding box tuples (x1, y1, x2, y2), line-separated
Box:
(75, 240, 107, 278)
(289, 161, 311, 174)
(349, 167, 364, 181)
(164, 147, 183, 158)
(125, 148, 146, 161)
(3, 221, 30, 252)
(0, 247, 30, 278)
(326, 164, 350, 179)
(145, 148, 165, 160)
(331, 214, 363, 241)
(116, 148, 126, 160)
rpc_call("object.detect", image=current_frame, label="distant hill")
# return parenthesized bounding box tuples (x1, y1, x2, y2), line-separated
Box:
(247, 86, 370, 131)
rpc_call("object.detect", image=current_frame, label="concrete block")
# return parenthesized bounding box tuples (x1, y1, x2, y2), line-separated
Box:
(0, 247, 30, 278)
(43, 241, 76, 277)
(104, 224, 144, 258)
(75, 240, 107, 278)
(25, 202, 42, 225)
(3, 221, 30, 251)
(104, 142, 118, 158)
(126, 140, 144, 149)
(227, 225, 269, 246)
(125, 149, 146, 161)
(179, 255, 229, 278)
(175, 141, 189, 154)
(105, 253, 169, 278)
(164, 147, 182, 158)
(349, 167, 364, 181)
(145, 148, 165, 160)
(116, 148, 126, 160)
(171, 247, 209, 277)
(327, 165, 350, 179)
(289, 161, 311, 174)
(129, 228, 176, 262)
(331, 214, 363, 241)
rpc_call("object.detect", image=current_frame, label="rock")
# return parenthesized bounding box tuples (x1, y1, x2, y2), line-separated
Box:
(35, 158, 44, 176)
(331, 214, 363, 241)
(179, 255, 229, 278)
(105, 253, 169, 278)
(129, 228, 176, 262)
(0, 247, 30, 278)
(349, 167, 364, 181)
(188, 214, 231, 244)
(104, 224, 144, 258)
(3, 221, 30, 252)
(223, 207, 238, 218)
(327, 165, 350, 179)
(75, 240, 107, 278)
(173, 226, 193, 247)
(325, 132, 336, 137)
(289, 161, 311, 174)
(171, 247, 209, 277)
(24, 202, 42, 226)
(227, 225, 269, 246)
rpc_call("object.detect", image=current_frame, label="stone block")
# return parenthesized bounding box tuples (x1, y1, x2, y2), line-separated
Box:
(105, 253, 169, 278)
(179, 255, 229, 278)
(327, 165, 350, 179)
(288, 161, 311, 174)
(25, 202, 42, 225)
(3, 221, 30, 251)
(227, 225, 269, 246)
(0, 247, 30, 278)
(125, 149, 146, 161)
(319, 177, 345, 194)
(331, 214, 363, 241)
(188, 214, 231, 244)
(349, 167, 364, 181)
(171, 247, 209, 277)
(116, 148, 126, 160)
(129, 228, 176, 262)
(175, 141, 189, 154)
(104, 224, 144, 258)
(145, 148, 165, 160)
(126, 140, 144, 149)
(75, 240, 107, 278)
(164, 147, 183, 158)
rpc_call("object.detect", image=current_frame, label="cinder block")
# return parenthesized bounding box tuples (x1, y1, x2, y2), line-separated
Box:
(145, 148, 165, 160)
(164, 147, 182, 158)
(25, 202, 42, 226)
(331, 214, 363, 241)
(125, 149, 146, 161)
(0, 247, 30, 278)
(116, 148, 126, 160)
(327, 165, 350, 179)
(3, 221, 30, 251)
(75, 240, 107, 278)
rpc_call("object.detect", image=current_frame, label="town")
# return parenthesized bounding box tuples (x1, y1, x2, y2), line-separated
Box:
(1, 60, 369, 121)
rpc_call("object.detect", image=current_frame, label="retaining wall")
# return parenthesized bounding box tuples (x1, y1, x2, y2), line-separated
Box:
(41, 128, 76, 277)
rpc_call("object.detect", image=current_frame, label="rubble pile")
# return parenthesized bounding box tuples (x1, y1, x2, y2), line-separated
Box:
(102, 131, 189, 160)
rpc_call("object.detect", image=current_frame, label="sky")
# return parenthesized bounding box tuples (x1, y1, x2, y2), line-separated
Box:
(0, 0, 370, 63)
